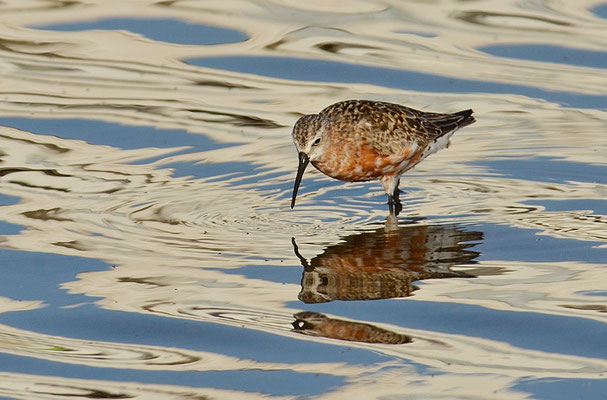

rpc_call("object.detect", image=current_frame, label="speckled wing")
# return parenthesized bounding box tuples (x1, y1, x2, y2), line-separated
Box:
(320, 100, 474, 155)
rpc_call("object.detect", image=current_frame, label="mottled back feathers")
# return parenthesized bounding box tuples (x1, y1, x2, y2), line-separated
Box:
(290, 99, 476, 215)
(318, 100, 475, 155)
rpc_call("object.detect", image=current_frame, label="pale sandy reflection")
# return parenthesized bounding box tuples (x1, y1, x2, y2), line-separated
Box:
(0, 320, 362, 376)
(0, 370, 561, 400)
(0, 371, 533, 400)
(0, 0, 606, 398)
(0, 372, 293, 400)
(0, 297, 44, 314)
(60, 262, 607, 378)
(2, 291, 603, 397)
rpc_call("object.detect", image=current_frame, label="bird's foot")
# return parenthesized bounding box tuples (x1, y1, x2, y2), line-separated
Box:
(387, 195, 403, 216)
(388, 187, 403, 216)
(394, 198, 403, 216)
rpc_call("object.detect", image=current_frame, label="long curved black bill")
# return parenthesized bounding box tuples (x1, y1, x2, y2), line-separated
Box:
(291, 152, 309, 209)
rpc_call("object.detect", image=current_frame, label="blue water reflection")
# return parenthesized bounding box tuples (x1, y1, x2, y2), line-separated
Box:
(0, 221, 22, 235)
(473, 157, 607, 184)
(480, 44, 607, 68)
(525, 199, 607, 214)
(593, 3, 607, 18)
(0, 352, 343, 397)
(1, 3, 606, 398)
(0, 246, 362, 397)
(0, 249, 108, 306)
(516, 377, 606, 400)
(0, 194, 20, 206)
(188, 56, 607, 109)
(0, 118, 220, 151)
(0, 196, 21, 234)
(31, 17, 248, 46)
(476, 223, 607, 264)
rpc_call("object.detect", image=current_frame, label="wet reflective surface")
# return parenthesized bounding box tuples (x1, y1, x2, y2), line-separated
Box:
(0, 0, 606, 399)
(293, 222, 481, 303)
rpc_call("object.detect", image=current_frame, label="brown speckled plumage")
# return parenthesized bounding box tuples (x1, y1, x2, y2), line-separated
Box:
(291, 99, 475, 215)
(320, 100, 474, 154)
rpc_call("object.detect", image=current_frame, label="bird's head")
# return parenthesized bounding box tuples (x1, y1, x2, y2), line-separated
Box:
(290, 114, 331, 209)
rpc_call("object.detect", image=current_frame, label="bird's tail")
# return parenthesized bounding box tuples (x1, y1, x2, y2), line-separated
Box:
(453, 109, 476, 129)
(429, 109, 475, 138)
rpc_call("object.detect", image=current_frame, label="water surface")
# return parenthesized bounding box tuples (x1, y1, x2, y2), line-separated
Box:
(0, 0, 606, 399)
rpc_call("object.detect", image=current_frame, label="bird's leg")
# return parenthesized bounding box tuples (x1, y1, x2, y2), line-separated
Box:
(382, 175, 402, 216)
(387, 193, 401, 216)
(388, 194, 398, 216)
(392, 181, 403, 216)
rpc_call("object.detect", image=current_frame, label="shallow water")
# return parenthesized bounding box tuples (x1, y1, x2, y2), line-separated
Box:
(0, 1, 606, 399)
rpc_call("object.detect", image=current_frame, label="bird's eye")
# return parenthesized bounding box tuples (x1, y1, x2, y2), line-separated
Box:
(312, 138, 321, 146)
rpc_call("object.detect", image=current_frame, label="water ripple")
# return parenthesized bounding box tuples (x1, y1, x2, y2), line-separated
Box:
(0, 0, 606, 397)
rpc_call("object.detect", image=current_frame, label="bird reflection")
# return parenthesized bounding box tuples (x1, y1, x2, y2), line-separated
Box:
(292, 311, 412, 344)
(292, 220, 482, 303)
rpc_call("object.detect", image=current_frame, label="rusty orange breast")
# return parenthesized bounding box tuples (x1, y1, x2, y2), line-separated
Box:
(312, 138, 411, 182)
